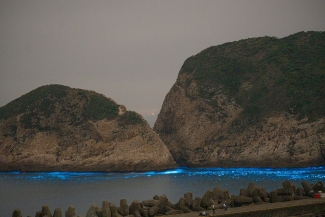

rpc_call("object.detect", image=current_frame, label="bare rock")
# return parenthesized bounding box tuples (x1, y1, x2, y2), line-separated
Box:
(175, 197, 191, 213)
(102, 201, 111, 217)
(269, 191, 288, 203)
(282, 180, 295, 199)
(142, 209, 149, 217)
(86, 204, 99, 217)
(252, 196, 264, 204)
(153, 36, 325, 169)
(148, 206, 158, 217)
(276, 188, 289, 196)
(247, 183, 260, 197)
(53, 208, 62, 217)
(201, 190, 215, 209)
(142, 200, 158, 207)
(110, 204, 122, 217)
(313, 182, 324, 193)
(239, 189, 248, 197)
(65, 206, 75, 217)
(96, 207, 102, 217)
(191, 197, 205, 211)
(0, 85, 176, 172)
(12, 209, 22, 217)
(157, 195, 169, 214)
(320, 181, 325, 192)
(133, 210, 141, 217)
(233, 196, 253, 207)
(223, 190, 231, 200)
(221, 199, 233, 207)
(269, 190, 277, 203)
(213, 187, 224, 202)
(301, 181, 313, 196)
(42, 205, 52, 217)
(259, 188, 268, 199)
(296, 187, 305, 196)
(119, 199, 129, 216)
(184, 192, 193, 207)
(129, 200, 143, 217)
(35, 211, 42, 217)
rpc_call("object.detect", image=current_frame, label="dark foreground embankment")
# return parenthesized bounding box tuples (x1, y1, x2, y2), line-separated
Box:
(10, 180, 325, 217)
(172, 198, 325, 217)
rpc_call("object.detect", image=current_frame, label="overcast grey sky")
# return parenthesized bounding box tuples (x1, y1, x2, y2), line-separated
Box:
(1, 1, 325, 127)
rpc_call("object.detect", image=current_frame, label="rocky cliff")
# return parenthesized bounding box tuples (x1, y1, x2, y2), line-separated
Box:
(0, 85, 176, 171)
(154, 31, 325, 168)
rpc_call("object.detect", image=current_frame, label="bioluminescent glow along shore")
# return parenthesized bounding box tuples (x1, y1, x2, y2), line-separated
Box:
(1, 166, 325, 181)
(1, 166, 325, 217)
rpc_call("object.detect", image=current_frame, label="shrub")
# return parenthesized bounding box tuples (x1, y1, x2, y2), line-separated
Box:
(117, 111, 143, 127)
(82, 94, 119, 121)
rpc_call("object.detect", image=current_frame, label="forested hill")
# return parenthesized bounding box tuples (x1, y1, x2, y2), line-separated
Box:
(154, 31, 325, 168)
(0, 85, 176, 171)
(181, 31, 325, 124)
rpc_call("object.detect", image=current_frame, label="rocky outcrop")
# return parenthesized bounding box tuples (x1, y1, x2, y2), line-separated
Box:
(0, 85, 176, 171)
(9, 180, 325, 216)
(65, 206, 76, 217)
(12, 209, 22, 217)
(154, 31, 325, 168)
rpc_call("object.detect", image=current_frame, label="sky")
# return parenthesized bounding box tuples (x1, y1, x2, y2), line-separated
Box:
(1, 1, 325, 127)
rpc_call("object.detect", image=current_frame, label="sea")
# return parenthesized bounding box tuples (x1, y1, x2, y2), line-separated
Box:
(1, 166, 325, 217)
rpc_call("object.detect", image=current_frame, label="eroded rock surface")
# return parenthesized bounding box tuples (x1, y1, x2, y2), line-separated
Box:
(154, 31, 325, 167)
(0, 85, 176, 171)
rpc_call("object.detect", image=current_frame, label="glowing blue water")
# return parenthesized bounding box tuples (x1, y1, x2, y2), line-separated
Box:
(1, 166, 325, 217)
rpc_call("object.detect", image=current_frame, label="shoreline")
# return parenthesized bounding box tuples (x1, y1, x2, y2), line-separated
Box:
(1, 165, 325, 173)
(9, 179, 325, 217)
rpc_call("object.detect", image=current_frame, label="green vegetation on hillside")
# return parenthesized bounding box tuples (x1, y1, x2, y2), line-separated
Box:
(0, 84, 121, 129)
(181, 31, 325, 124)
(82, 94, 119, 121)
(117, 111, 144, 127)
(0, 84, 69, 121)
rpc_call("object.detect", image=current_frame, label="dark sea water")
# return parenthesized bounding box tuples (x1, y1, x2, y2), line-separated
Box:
(1, 166, 325, 217)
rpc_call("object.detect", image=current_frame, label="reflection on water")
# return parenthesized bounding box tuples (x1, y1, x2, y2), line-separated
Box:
(1, 166, 325, 217)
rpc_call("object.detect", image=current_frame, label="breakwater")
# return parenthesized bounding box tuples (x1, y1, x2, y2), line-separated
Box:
(10, 180, 325, 217)
(2, 167, 325, 216)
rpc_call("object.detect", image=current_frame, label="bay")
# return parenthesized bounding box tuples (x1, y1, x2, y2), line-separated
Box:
(1, 166, 325, 217)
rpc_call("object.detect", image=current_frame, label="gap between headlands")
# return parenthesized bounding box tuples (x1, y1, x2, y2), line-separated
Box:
(1, 31, 325, 172)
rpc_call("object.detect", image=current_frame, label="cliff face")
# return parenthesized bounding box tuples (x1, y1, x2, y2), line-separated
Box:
(0, 85, 176, 171)
(154, 31, 325, 168)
